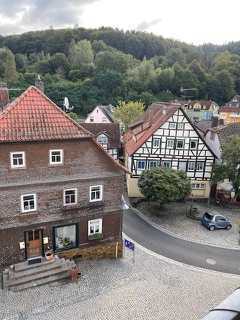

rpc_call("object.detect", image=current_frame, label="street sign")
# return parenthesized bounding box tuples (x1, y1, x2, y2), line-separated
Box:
(124, 239, 135, 251)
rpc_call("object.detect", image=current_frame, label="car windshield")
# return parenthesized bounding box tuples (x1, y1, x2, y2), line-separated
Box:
(204, 212, 213, 220)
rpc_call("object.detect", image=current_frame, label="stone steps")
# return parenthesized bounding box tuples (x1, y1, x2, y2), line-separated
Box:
(3, 257, 77, 291)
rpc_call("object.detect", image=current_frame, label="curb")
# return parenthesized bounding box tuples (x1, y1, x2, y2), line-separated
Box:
(123, 232, 240, 279)
(129, 206, 240, 251)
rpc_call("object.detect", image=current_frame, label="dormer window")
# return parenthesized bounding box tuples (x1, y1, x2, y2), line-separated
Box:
(97, 134, 108, 149)
(10, 152, 25, 169)
(49, 149, 63, 165)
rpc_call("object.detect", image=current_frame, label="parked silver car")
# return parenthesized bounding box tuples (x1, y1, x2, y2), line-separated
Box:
(201, 212, 232, 231)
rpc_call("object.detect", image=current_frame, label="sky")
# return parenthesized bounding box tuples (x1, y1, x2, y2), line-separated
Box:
(0, 0, 239, 45)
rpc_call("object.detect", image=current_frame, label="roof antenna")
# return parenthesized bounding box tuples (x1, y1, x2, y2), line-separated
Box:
(63, 97, 74, 112)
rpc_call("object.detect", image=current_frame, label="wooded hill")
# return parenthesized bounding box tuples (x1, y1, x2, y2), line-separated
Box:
(1, 27, 240, 116)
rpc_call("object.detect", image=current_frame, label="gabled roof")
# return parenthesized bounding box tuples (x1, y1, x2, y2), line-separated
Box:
(124, 102, 217, 158)
(81, 122, 121, 148)
(124, 102, 180, 156)
(0, 86, 92, 143)
(100, 105, 114, 122)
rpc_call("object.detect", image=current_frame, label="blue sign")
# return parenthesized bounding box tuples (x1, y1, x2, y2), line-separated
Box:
(124, 239, 135, 251)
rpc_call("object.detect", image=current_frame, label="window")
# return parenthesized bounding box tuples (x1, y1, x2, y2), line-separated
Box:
(88, 219, 102, 236)
(97, 134, 108, 148)
(137, 160, 146, 170)
(166, 139, 174, 149)
(54, 224, 77, 250)
(192, 183, 205, 190)
(152, 138, 160, 148)
(90, 185, 103, 202)
(190, 140, 198, 149)
(49, 149, 63, 165)
(149, 160, 160, 168)
(10, 152, 25, 168)
(188, 162, 195, 171)
(176, 139, 184, 149)
(162, 160, 171, 168)
(177, 123, 184, 130)
(64, 189, 77, 205)
(169, 122, 176, 129)
(178, 161, 187, 171)
(196, 161, 204, 171)
(21, 194, 37, 213)
(90, 116, 94, 122)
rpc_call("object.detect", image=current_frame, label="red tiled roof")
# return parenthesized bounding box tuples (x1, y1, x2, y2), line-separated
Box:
(0, 86, 92, 143)
(124, 102, 180, 156)
(220, 106, 240, 113)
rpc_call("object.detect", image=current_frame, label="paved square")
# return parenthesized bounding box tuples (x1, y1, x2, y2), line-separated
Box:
(0, 245, 239, 320)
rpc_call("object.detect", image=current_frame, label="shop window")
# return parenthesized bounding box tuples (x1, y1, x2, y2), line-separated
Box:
(54, 224, 77, 250)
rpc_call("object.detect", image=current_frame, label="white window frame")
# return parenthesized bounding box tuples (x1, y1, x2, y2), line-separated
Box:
(188, 161, 195, 171)
(137, 160, 146, 170)
(177, 123, 184, 130)
(97, 134, 108, 148)
(21, 193, 37, 213)
(152, 137, 160, 148)
(169, 122, 176, 129)
(196, 161, 204, 171)
(63, 188, 77, 206)
(192, 183, 205, 190)
(176, 139, 184, 149)
(166, 139, 174, 149)
(49, 149, 63, 165)
(190, 139, 198, 150)
(162, 160, 171, 168)
(10, 152, 26, 169)
(149, 160, 160, 168)
(90, 185, 103, 202)
(88, 218, 103, 236)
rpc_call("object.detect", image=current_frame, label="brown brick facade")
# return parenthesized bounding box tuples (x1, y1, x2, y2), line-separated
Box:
(0, 139, 125, 268)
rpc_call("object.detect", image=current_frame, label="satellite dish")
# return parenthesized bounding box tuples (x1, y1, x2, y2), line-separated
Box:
(63, 97, 74, 112)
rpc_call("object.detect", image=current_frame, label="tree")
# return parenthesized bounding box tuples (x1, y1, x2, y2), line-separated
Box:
(0, 48, 17, 83)
(113, 101, 144, 130)
(68, 112, 79, 122)
(68, 40, 94, 67)
(138, 168, 191, 204)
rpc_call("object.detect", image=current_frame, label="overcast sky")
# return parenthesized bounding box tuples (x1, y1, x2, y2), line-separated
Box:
(0, 0, 239, 45)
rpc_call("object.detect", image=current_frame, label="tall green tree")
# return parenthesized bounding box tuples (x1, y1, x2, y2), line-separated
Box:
(113, 100, 144, 130)
(138, 168, 191, 204)
(68, 40, 94, 67)
(0, 48, 17, 83)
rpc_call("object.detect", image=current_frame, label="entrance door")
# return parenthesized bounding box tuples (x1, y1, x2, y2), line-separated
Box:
(25, 229, 42, 258)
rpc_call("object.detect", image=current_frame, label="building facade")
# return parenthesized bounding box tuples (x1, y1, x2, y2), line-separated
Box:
(81, 123, 121, 160)
(124, 102, 216, 199)
(182, 100, 219, 121)
(219, 107, 240, 125)
(0, 86, 126, 268)
(85, 105, 114, 123)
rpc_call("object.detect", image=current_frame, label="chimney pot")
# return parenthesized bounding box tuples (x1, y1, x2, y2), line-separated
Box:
(35, 74, 44, 92)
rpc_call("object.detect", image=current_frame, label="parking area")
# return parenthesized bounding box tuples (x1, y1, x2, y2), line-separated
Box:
(0, 244, 239, 320)
(136, 201, 240, 249)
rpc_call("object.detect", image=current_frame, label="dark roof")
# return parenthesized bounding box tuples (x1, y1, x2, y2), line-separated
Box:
(185, 100, 218, 110)
(209, 123, 240, 148)
(81, 122, 121, 148)
(0, 86, 92, 143)
(99, 105, 114, 122)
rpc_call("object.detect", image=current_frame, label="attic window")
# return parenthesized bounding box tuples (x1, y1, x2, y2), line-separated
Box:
(97, 134, 108, 148)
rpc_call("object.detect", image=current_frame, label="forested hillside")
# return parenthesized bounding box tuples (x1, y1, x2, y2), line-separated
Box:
(1, 27, 240, 116)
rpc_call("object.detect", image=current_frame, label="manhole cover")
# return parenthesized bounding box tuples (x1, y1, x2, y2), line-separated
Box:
(206, 258, 216, 265)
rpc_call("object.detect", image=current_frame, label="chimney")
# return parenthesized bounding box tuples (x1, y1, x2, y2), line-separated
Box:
(0, 83, 9, 112)
(35, 74, 44, 92)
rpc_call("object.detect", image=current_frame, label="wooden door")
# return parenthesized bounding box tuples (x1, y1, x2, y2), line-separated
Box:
(25, 230, 42, 258)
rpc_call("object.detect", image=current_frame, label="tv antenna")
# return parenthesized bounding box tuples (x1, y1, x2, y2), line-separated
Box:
(63, 97, 74, 112)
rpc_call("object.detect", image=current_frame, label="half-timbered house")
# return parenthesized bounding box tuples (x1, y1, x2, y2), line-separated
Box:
(124, 102, 216, 199)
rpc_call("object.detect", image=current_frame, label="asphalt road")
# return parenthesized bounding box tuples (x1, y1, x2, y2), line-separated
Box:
(123, 209, 240, 275)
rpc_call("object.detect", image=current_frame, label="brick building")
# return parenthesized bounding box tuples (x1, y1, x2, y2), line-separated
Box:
(0, 86, 126, 268)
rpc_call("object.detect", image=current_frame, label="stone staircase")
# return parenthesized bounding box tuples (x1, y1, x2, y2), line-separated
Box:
(2, 256, 77, 291)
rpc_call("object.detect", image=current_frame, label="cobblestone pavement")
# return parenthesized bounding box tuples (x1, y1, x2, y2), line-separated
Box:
(0, 244, 239, 320)
(137, 201, 240, 249)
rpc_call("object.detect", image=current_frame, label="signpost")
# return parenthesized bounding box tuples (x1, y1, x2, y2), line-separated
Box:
(124, 239, 135, 263)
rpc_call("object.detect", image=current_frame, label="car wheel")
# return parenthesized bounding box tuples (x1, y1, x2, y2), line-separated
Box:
(209, 225, 215, 231)
(226, 225, 232, 230)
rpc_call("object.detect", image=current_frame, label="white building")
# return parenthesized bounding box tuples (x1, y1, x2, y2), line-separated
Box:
(124, 102, 216, 199)
(85, 105, 114, 123)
